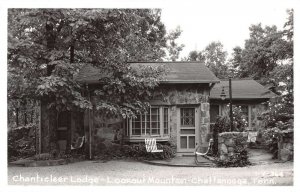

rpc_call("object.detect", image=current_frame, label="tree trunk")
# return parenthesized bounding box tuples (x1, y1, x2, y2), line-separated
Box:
(30, 109, 34, 124)
(40, 20, 59, 153)
(16, 107, 19, 127)
(65, 44, 75, 154)
(23, 101, 28, 126)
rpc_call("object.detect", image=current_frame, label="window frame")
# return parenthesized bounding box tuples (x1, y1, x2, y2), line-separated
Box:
(125, 106, 170, 138)
(180, 108, 195, 127)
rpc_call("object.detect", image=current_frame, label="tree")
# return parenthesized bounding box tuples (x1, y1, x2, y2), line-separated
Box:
(185, 42, 229, 78)
(228, 46, 243, 78)
(236, 23, 290, 79)
(8, 9, 180, 153)
(202, 41, 229, 78)
(165, 27, 184, 61)
(186, 50, 205, 62)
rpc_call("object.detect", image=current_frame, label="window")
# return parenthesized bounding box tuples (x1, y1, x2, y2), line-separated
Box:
(128, 107, 169, 137)
(180, 108, 195, 127)
(210, 104, 220, 123)
(240, 105, 249, 118)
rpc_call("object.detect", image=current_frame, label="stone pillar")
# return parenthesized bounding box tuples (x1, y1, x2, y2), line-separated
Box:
(200, 102, 210, 147)
(169, 105, 177, 146)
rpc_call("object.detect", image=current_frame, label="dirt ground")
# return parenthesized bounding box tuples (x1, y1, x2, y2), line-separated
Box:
(7, 159, 293, 186)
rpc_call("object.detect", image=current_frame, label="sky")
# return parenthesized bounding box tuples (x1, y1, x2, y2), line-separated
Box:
(160, 0, 295, 59)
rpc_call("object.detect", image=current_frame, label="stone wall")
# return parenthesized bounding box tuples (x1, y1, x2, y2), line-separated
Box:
(200, 103, 210, 147)
(169, 106, 177, 146)
(278, 130, 293, 161)
(218, 132, 248, 160)
(151, 84, 209, 105)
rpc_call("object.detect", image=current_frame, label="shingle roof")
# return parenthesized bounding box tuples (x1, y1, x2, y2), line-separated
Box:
(130, 62, 219, 83)
(75, 64, 111, 84)
(210, 79, 276, 99)
(76, 62, 220, 84)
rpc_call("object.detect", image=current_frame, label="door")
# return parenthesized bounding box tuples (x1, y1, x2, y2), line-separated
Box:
(177, 107, 199, 152)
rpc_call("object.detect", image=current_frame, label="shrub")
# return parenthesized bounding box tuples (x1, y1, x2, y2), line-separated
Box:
(261, 96, 293, 158)
(94, 141, 176, 161)
(8, 124, 37, 161)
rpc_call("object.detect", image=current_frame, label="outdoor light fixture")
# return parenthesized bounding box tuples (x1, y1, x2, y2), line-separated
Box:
(220, 86, 226, 100)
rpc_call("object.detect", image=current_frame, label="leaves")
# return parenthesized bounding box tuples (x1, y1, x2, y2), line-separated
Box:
(8, 9, 176, 116)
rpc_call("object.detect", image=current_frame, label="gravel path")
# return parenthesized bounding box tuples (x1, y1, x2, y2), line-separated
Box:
(8, 160, 293, 186)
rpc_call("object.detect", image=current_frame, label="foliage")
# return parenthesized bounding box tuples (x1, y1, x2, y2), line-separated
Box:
(185, 41, 229, 78)
(229, 9, 293, 81)
(213, 105, 249, 133)
(8, 9, 182, 117)
(261, 96, 293, 158)
(202, 41, 229, 78)
(186, 50, 205, 63)
(165, 27, 185, 61)
(8, 124, 37, 161)
(95, 142, 176, 161)
(215, 136, 250, 167)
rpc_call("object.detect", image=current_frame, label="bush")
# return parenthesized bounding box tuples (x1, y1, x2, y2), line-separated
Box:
(261, 96, 293, 158)
(215, 150, 250, 167)
(8, 124, 37, 161)
(94, 141, 176, 161)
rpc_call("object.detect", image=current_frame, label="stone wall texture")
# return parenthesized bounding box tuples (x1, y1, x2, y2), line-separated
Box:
(200, 103, 210, 147)
(278, 130, 293, 161)
(150, 84, 210, 105)
(218, 132, 248, 160)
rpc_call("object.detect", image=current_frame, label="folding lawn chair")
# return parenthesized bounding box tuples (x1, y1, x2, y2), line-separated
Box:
(145, 138, 163, 153)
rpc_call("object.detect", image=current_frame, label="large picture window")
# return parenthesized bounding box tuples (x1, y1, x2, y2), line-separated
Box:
(126, 107, 169, 137)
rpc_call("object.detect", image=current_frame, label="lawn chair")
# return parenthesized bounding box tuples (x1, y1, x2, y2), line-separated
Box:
(71, 136, 85, 150)
(194, 138, 213, 165)
(145, 138, 163, 153)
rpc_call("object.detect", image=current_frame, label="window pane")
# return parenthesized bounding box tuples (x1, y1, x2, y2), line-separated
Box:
(180, 136, 187, 148)
(164, 108, 168, 134)
(151, 108, 159, 115)
(188, 136, 195, 148)
(151, 128, 159, 135)
(151, 122, 158, 128)
(151, 115, 159, 121)
(132, 128, 141, 135)
(181, 108, 195, 126)
(241, 106, 248, 116)
(132, 115, 141, 135)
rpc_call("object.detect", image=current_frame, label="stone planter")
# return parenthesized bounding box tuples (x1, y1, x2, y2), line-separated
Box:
(218, 132, 248, 161)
